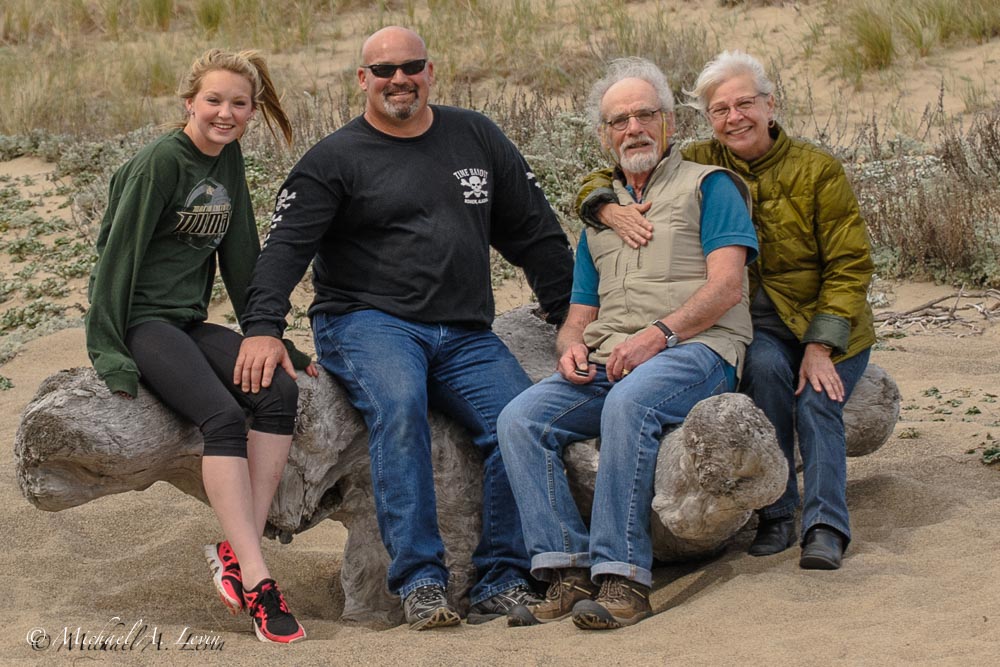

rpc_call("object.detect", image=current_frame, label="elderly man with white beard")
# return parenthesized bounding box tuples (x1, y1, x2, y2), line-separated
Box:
(497, 57, 760, 630)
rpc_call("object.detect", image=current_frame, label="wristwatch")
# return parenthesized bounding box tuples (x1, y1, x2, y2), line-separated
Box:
(650, 320, 679, 348)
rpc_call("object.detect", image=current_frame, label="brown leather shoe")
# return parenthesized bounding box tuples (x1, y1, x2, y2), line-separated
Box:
(507, 568, 597, 626)
(571, 575, 652, 630)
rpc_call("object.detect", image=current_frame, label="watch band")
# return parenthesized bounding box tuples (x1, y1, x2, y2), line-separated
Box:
(650, 320, 679, 348)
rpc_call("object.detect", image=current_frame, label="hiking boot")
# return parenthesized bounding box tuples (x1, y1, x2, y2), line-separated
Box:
(203, 541, 244, 614)
(467, 584, 542, 625)
(507, 568, 597, 627)
(402, 584, 461, 630)
(571, 575, 652, 630)
(244, 579, 306, 644)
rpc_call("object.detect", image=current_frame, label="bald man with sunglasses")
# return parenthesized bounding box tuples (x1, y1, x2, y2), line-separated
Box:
(236, 26, 573, 630)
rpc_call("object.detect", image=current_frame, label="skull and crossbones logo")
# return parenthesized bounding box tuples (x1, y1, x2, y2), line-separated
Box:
(461, 175, 487, 198)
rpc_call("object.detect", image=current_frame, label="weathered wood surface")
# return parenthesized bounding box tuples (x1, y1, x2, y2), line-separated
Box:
(14, 306, 899, 624)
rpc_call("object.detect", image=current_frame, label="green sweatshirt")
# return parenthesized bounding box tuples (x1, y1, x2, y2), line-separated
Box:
(85, 130, 305, 397)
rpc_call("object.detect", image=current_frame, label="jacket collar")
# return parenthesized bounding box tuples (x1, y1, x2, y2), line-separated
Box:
(719, 123, 789, 175)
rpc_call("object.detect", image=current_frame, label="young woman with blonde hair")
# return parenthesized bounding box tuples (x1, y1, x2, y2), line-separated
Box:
(86, 48, 316, 643)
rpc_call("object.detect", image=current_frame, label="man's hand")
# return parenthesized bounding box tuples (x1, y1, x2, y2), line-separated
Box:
(234, 335, 297, 393)
(557, 342, 595, 384)
(605, 326, 665, 382)
(597, 201, 653, 249)
(796, 342, 845, 402)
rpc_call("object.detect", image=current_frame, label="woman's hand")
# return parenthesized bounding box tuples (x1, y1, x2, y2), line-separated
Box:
(597, 201, 653, 249)
(305, 361, 320, 378)
(796, 343, 845, 402)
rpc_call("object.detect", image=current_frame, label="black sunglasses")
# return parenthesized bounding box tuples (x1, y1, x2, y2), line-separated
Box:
(361, 59, 427, 79)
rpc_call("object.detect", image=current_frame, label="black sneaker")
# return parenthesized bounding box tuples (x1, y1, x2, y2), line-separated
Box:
(243, 579, 306, 644)
(467, 584, 542, 625)
(402, 584, 461, 630)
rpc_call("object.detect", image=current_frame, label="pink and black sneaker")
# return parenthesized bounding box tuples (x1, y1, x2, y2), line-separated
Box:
(244, 579, 306, 644)
(203, 541, 244, 614)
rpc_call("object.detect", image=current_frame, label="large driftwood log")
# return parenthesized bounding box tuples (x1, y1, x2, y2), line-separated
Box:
(14, 306, 899, 625)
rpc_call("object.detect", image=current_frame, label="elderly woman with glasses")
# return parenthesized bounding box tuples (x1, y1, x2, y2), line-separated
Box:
(575, 50, 875, 570)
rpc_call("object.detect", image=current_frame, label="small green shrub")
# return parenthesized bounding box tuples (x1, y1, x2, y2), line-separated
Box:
(0, 298, 66, 331)
(21, 277, 68, 299)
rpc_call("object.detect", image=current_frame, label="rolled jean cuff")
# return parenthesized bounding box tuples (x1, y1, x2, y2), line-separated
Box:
(591, 561, 652, 588)
(470, 577, 533, 605)
(397, 576, 447, 601)
(530, 551, 591, 582)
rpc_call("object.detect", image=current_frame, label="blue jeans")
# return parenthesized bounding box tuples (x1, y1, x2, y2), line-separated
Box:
(498, 343, 732, 588)
(741, 328, 871, 544)
(312, 309, 533, 604)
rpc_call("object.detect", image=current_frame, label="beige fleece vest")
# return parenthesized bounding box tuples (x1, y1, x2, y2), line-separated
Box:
(583, 147, 754, 374)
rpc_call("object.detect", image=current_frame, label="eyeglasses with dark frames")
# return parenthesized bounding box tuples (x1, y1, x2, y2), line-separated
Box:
(604, 108, 662, 132)
(361, 59, 428, 79)
(707, 93, 767, 120)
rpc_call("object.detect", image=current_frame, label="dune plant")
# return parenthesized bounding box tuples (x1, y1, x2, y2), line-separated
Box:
(194, 0, 225, 36)
(831, 0, 1000, 75)
(139, 0, 173, 31)
(830, 0, 896, 82)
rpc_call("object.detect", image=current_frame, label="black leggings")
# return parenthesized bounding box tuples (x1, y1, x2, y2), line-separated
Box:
(125, 320, 298, 458)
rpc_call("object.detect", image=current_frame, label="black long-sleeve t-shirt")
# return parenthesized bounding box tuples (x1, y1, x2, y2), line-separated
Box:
(242, 105, 573, 338)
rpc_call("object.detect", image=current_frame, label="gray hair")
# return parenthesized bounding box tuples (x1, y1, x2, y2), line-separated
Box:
(585, 57, 675, 130)
(684, 50, 776, 114)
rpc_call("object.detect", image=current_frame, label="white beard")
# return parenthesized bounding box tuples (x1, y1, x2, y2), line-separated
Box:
(618, 148, 660, 174)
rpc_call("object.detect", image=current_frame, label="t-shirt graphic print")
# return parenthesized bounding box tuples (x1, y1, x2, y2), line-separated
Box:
(174, 178, 232, 250)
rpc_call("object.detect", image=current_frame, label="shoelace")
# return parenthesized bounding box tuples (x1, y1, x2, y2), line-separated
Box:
(598, 577, 645, 603)
(545, 577, 564, 601)
(503, 585, 539, 607)
(598, 577, 631, 604)
(549, 572, 591, 601)
(250, 584, 290, 620)
(410, 586, 445, 607)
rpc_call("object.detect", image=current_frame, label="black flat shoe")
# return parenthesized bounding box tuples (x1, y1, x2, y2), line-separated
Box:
(799, 526, 846, 570)
(748, 515, 796, 557)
